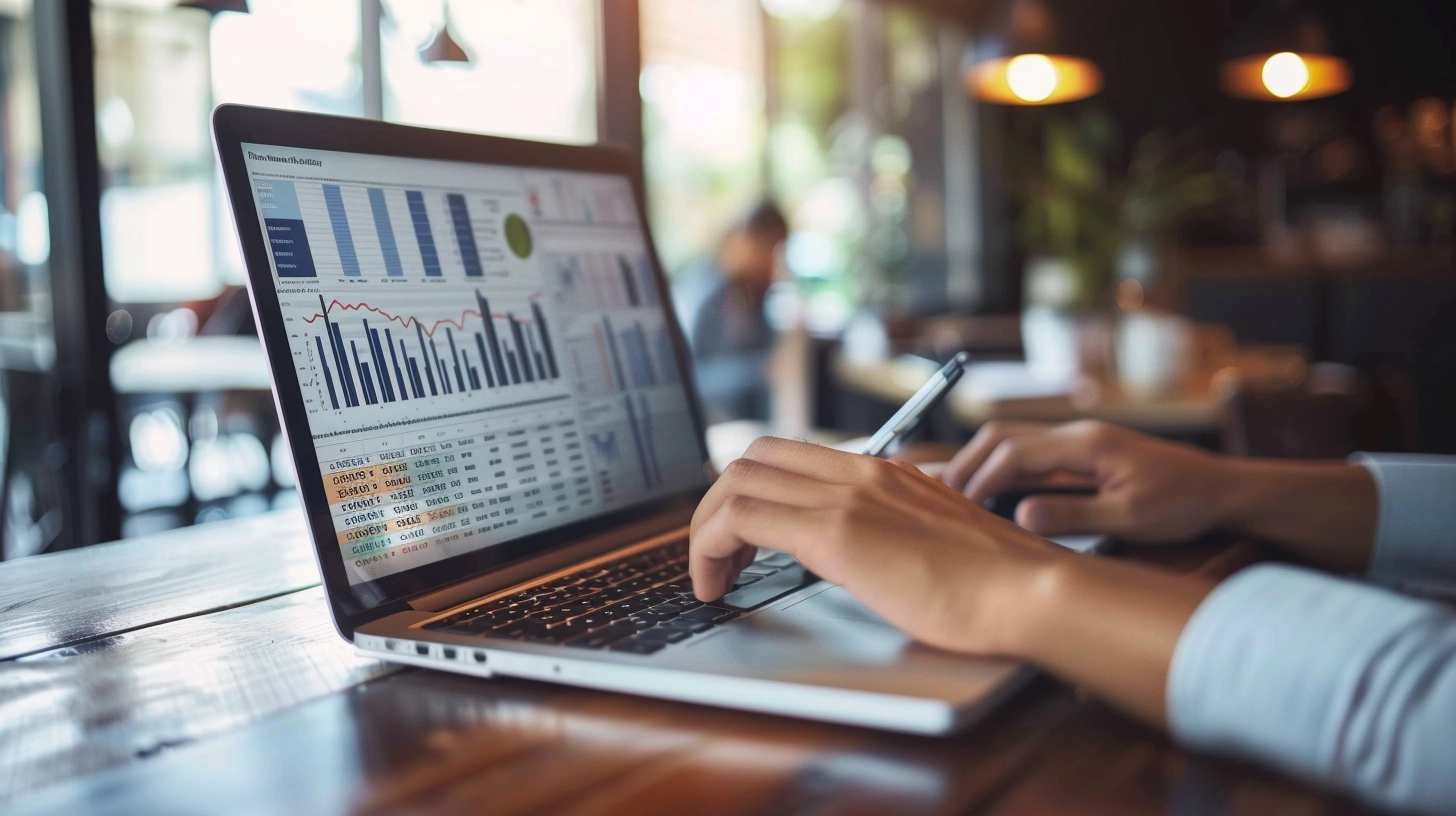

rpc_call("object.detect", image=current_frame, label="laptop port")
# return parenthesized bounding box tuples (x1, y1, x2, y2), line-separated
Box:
(415, 643, 429, 656)
(473, 650, 487, 664)
(443, 647, 457, 659)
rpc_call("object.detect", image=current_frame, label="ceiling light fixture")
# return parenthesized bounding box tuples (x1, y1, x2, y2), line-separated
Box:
(963, 0, 1102, 106)
(1219, 1, 1350, 101)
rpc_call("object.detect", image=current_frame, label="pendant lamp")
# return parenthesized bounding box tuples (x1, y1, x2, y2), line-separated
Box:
(420, 5, 471, 64)
(963, 0, 1102, 106)
(176, 0, 249, 12)
(1219, 0, 1351, 101)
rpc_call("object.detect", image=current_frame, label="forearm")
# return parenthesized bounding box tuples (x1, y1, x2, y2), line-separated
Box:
(1006, 556, 1215, 726)
(1215, 459, 1377, 572)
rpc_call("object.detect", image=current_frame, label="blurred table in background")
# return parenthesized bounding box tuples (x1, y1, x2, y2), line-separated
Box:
(834, 354, 1226, 437)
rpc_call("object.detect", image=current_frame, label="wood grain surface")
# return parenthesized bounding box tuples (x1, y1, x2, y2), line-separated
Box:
(0, 510, 315, 661)
(0, 520, 1364, 814)
(0, 587, 395, 803)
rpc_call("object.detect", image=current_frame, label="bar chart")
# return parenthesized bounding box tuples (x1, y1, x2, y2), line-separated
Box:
(306, 291, 561, 411)
(257, 177, 520, 280)
(549, 252, 659, 312)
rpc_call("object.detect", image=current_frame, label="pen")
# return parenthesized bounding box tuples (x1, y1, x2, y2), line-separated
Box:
(861, 352, 969, 458)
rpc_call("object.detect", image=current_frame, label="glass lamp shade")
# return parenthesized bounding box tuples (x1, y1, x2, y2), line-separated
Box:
(1219, 2, 1351, 102)
(962, 0, 1102, 105)
(1219, 51, 1350, 100)
(965, 53, 1102, 105)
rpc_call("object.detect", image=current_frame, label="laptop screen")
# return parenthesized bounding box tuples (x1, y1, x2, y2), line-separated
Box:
(239, 143, 706, 587)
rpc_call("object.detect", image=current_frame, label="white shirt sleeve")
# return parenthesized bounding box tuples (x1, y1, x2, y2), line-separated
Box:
(1352, 453, 1456, 594)
(1168, 564, 1456, 815)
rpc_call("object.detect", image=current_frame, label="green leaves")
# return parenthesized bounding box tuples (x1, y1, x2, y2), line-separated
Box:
(1011, 110, 1225, 309)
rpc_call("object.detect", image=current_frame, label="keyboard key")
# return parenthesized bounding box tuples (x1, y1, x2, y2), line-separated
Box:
(731, 574, 762, 589)
(740, 564, 779, 577)
(495, 621, 553, 641)
(612, 596, 658, 615)
(659, 619, 712, 634)
(564, 622, 638, 649)
(635, 604, 682, 622)
(596, 586, 637, 602)
(636, 626, 692, 643)
(675, 605, 739, 624)
(608, 637, 667, 654)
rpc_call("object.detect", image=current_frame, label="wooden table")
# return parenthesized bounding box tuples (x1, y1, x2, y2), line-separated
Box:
(0, 511, 1364, 814)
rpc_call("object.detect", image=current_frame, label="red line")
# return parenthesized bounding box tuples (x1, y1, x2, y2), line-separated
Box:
(302, 296, 541, 338)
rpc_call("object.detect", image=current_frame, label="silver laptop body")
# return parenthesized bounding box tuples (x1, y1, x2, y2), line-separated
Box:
(213, 104, 1029, 736)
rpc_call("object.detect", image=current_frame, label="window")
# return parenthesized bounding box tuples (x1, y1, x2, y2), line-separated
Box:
(640, 0, 767, 274)
(380, 0, 598, 144)
(86, 0, 607, 540)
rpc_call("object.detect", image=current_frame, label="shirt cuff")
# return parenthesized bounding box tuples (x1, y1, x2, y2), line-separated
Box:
(1351, 453, 1456, 593)
(1167, 563, 1453, 809)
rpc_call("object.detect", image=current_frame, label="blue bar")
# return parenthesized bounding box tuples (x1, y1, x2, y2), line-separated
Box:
(364, 322, 394, 403)
(654, 324, 679, 385)
(407, 357, 424, 398)
(505, 344, 522, 385)
(446, 193, 483, 277)
(530, 302, 559, 379)
(416, 323, 438, 396)
(350, 341, 373, 405)
(637, 394, 662, 486)
(475, 333, 496, 389)
(603, 316, 627, 393)
(385, 329, 408, 401)
(320, 295, 355, 407)
(315, 336, 339, 409)
(367, 188, 404, 277)
(508, 316, 535, 383)
(624, 394, 653, 488)
(330, 323, 357, 407)
(622, 323, 655, 388)
(322, 184, 361, 276)
(405, 191, 441, 277)
(446, 328, 465, 392)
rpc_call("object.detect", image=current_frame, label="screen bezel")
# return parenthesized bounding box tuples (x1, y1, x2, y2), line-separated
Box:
(212, 104, 712, 639)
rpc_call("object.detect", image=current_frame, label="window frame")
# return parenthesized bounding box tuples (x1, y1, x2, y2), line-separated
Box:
(24, 0, 643, 549)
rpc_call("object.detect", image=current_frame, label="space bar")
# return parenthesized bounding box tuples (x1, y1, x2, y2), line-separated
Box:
(718, 566, 811, 610)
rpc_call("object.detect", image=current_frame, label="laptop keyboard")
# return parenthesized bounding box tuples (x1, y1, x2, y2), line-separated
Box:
(423, 541, 808, 655)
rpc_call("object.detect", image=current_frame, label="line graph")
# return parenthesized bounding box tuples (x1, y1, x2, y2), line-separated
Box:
(301, 292, 546, 338)
(307, 291, 560, 409)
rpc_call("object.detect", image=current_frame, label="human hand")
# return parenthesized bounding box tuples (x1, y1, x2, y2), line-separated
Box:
(689, 437, 1071, 655)
(938, 421, 1237, 544)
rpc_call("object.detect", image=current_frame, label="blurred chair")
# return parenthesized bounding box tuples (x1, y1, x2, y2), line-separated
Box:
(1219, 362, 1413, 459)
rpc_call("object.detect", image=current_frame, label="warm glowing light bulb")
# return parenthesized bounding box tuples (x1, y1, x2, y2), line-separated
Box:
(1006, 54, 1058, 103)
(1261, 52, 1310, 99)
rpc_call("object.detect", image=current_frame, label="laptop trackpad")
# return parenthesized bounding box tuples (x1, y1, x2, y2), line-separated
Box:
(779, 585, 891, 626)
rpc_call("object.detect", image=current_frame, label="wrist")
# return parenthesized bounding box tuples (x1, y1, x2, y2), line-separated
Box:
(1207, 457, 1378, 571)
(991, 552, 1088, 660)
(1210, 456, 1272, 533)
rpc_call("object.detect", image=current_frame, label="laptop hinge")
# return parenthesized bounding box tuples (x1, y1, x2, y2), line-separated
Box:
(405, 508, 694, 614)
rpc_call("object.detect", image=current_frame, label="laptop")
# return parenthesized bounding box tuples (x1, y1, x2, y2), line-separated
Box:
(213, 104, 1031, 735)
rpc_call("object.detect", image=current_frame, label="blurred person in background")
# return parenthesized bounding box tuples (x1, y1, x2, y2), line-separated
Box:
(672, 202, 789, 423)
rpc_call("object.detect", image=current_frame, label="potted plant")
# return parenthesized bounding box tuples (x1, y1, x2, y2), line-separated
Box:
(1012, 110, 1224, 384)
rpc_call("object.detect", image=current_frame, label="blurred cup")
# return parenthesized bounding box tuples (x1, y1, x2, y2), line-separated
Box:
(1117, 311, 1191, 396)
